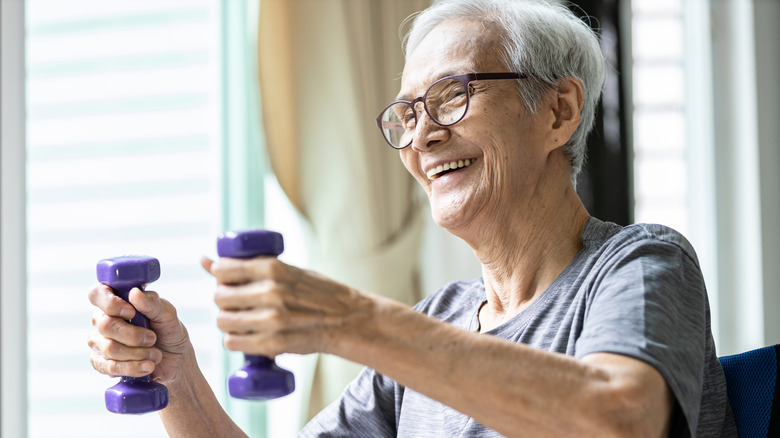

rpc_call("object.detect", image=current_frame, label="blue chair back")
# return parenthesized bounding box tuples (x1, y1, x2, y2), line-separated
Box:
(719, 344, 780, 437)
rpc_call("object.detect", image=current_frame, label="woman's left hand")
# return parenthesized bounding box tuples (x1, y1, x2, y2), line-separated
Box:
(201, 256, 372, 357)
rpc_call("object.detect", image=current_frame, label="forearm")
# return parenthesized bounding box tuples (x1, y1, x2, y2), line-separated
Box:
(159, 347, 247, 438)
(205, 257, 669, 436)
(331, 294, 667, 438)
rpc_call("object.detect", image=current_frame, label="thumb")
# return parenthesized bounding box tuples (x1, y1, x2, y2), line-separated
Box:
(201, 255, 215, 277)
(127, 287, 170, 323)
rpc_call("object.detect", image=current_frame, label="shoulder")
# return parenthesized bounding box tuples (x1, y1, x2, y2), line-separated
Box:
(584, 218, 701, 269)
(619, 223, 697, 258)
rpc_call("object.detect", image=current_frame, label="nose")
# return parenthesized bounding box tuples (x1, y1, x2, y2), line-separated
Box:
(410, 106, 450, 152)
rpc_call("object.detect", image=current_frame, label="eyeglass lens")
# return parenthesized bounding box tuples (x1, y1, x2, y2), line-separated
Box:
(379, 77, 468, 149)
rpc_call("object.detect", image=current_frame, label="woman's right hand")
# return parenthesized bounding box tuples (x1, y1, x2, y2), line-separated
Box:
(88, 284, 192, 385)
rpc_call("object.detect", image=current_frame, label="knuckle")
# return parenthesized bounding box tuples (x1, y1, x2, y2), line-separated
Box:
(223, 335, 238, 351)
(86, 331, 101, 349)
(91, 309, 103, 327)
(90, 355, 104, 374)
(246, 287, 267, 305)
(103, 339, 121, 357)
(266, 259, 286, 278)
(87, 285, 100, 304)
(210, 259, 227, 276)
(95, 314, 115, 333)
(106, 296, 128, 316)
(213, 260, 241, 283)
(160, 298, 177, 318)
(88, 283, 109, 304)
(216, 313, 231, 331)
(268, 290, 287, 307)
(104, 359, 121, 376)
(266, 308, 286, 327)
(213, 287, 229, 307)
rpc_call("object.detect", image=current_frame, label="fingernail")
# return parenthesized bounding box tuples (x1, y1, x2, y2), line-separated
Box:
(142, 332, 156, 346)
(141, 362, 153, 373)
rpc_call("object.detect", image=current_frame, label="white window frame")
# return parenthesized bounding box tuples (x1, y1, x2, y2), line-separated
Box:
(1, 0, 28, 436)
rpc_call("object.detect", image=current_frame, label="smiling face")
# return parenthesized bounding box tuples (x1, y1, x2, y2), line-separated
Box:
(399, 18, 561, 236)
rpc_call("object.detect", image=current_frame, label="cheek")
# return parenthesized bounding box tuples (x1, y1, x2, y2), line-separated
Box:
(399, 151, 428, 186)
(399, 150, 415, 176)
(399, 148, 428, 192)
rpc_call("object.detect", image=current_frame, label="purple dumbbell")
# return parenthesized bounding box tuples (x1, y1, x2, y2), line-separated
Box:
(97, 255, 169, 414)
(217, 230, 295, 400)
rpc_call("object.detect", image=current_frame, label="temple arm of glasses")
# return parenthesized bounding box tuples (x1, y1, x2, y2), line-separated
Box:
(380, 121, 404, 130)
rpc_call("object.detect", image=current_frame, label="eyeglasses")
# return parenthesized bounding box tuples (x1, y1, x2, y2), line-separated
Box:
(375, 72, 530, 149)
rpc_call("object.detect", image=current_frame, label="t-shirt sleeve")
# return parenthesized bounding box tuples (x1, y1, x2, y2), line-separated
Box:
(298, 282, 479, 437)
(297, 366, 399, 438)
(574, 235, 708, 437)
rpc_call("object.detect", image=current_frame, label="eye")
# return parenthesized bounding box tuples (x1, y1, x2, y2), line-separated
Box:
(446, 88, 467, 103)
(389, 104, 416, 130)
(428, 78, 467, 108)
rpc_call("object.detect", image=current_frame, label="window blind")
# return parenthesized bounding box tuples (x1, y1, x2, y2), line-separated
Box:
(26, 1, 224, 436)
(631, 0, 688, 235)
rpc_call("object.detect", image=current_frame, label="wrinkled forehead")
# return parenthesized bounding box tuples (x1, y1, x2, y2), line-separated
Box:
(398, 18, 506, 100)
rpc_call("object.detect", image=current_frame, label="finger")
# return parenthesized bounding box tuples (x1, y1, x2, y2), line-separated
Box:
(88, 331, 162, 363)
(217, 307, 285, 334)
(94, 312, 157, 347)
(92, 308, 104, 327)
(216, 307, 323, 336)
(210, 257, 288, 285)
(213, 281, 287, 311)
(223, 329, 319, 356)
(90, 350, 156, 378)
(216, 264, 353, 313)
(88, 283, 135, 320)
(201, 255, 215, 277)
(127, 288, 178, 325)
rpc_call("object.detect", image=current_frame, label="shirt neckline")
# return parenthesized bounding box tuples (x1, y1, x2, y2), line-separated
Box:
(468, 217, 601, 335)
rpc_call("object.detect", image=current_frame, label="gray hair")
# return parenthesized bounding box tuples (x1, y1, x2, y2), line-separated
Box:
(404, 0, 605, 187)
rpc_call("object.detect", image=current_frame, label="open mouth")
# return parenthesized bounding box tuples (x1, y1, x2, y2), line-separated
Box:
(426, 158, 475, 181)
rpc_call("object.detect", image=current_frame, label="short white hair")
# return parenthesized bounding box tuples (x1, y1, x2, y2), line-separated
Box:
(404, 0, 605, 187)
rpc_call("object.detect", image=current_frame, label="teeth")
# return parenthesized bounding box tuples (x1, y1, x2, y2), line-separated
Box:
(426, 158, 474, 180)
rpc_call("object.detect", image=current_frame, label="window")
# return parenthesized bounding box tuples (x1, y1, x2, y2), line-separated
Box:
(631, 0, 687, 234)
(26, 1, 229, 436)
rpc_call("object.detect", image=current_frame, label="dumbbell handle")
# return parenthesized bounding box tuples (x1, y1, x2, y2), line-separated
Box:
(112, 285, 151, 328)
(218, 230, 295, 400)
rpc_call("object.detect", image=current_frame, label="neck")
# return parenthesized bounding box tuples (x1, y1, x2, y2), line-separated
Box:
(456, 169, 590, 330)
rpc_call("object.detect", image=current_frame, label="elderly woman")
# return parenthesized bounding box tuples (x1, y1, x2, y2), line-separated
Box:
(88, 0, 736, 437)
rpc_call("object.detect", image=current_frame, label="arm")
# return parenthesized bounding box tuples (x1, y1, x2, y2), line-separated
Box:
(205, 257, 673, 438)
(158, 345, 248, 437)
(334, 295, 672, 438)
(88, 285, 247, 437)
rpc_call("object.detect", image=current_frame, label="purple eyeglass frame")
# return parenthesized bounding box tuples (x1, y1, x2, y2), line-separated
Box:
(375, 72, 531, 149)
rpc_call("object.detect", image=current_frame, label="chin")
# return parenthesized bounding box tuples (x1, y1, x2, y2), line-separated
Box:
(429, 201, 469, 231)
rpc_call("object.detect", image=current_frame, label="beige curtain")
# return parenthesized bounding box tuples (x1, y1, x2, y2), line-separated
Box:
(258, 0, 433, 422)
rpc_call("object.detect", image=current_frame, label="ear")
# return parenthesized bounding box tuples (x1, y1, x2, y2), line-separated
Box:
(548, 77, 584, 150)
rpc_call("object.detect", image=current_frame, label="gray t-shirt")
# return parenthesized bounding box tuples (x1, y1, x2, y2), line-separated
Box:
(299, 218, 737, 437)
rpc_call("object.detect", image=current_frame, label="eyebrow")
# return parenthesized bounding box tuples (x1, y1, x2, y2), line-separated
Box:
(396, 70, 463, 101)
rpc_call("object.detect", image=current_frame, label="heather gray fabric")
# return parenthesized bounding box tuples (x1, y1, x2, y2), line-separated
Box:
(299, 217, 737, 437)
